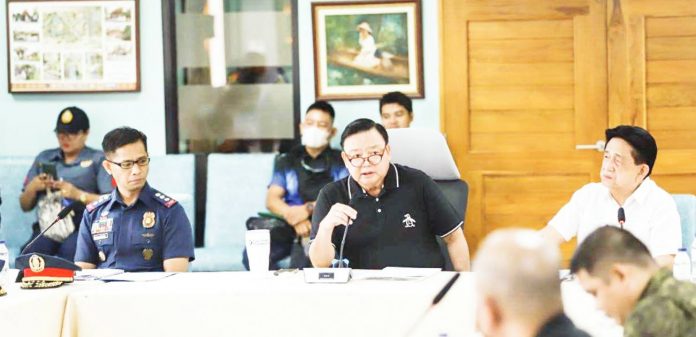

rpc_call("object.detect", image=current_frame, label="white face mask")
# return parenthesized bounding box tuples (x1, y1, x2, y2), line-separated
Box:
(301, 127, 330, 148)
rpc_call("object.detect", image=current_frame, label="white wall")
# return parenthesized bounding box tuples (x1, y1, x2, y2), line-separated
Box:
(0, 1, 167, 156)
(298, 0, 441, 147)
(0, 0, 441, 156)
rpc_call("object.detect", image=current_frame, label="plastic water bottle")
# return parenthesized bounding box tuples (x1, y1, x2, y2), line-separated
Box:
(0, 240, 9, 286)
(673, 248, 691, 281)
(691, 238, 696, 282)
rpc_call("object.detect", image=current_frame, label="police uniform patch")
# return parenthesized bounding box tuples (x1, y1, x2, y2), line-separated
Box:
(86, 194, 112, 213)
(142, 211, 155, 228)
(91, 217, 113, 234)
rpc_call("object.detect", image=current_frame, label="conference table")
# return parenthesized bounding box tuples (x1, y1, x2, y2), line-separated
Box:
(0, 269, 622, 337)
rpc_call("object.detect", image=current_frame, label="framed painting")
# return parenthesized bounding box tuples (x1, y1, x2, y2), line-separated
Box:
(6, 0, 140, 93)
(312, 0, 423, 100)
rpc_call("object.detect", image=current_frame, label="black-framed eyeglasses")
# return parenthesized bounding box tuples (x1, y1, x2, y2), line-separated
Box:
(345, 150, 385, 168)
(107, 157, 150, 169)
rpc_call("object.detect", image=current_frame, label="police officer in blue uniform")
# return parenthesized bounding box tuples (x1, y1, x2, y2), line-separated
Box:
(74, 127, 194, 272)
(19, 107, 113, 261)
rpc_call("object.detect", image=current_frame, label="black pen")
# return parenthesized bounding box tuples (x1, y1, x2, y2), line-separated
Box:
(432, 272, 460, 305)
(405, 272, 461, 336)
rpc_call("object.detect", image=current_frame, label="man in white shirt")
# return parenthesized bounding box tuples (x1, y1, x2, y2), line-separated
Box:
(540, 125, 681, 267)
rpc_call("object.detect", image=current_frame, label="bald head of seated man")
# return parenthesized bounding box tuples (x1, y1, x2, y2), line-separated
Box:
(474, 229, 590, 337)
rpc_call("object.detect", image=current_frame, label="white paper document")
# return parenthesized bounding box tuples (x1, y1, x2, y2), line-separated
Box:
(75, 269, 125, 281)
(352, 267, 441, 281)
(100, 272, 176, 282)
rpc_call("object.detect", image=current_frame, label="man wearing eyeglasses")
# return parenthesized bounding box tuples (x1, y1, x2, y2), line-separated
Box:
(243, 101, 348, 270)
(309, 119, 471, 270)
(19, 106, 113, 261)
(539, 125, 680, 267)
(74, 127, 194, 272)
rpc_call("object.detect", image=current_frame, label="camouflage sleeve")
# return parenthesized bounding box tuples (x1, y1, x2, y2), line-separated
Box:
(624, 297, 688, 337)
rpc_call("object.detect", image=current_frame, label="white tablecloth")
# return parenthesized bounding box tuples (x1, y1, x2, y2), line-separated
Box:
(1, 270, 623, 337)
(0, 270, 103, 337)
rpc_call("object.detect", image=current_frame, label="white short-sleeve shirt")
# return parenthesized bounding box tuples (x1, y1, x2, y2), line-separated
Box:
(548, 177, 681, 257)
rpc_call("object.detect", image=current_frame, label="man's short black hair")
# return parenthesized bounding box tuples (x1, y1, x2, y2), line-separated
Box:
(570, 226, 655, 277)
(340, 118, 388, 148)
(102, 127, 148, 154)
(605, 125, 657, 177)
(379, 91, 412, 114)
(306, 100, 335, 120)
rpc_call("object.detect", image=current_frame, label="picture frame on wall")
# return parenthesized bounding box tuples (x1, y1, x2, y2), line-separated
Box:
(312, 0, 423, 100)
(6, 0, 140, 93)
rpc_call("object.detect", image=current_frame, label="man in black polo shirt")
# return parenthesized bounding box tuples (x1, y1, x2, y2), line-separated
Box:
(309, 118, 470, 270)
(243, 101, 348, 270)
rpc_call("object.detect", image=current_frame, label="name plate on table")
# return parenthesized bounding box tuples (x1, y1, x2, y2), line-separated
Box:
(303, 268, 351, 283)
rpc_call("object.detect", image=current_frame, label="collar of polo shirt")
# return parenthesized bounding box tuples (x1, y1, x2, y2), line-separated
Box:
(347, 163, 400, 200)
(604, 177, 653, 206)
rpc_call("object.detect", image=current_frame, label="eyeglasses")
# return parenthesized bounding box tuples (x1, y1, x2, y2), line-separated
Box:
(107, 157, 150, 169)
(345, 150, 385, 167)
(56, 132, 83, 139)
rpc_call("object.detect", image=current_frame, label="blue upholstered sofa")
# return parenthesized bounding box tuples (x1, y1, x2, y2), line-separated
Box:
(674, 194, 696, 251)
(191, 154, 275, 271)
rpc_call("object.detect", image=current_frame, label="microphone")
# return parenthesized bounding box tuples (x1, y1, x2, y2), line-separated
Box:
(405, 272, 461, 336)
(21, 202, 78, 255)
(618, 207, 625, 229)
(337, 197, 356, 268)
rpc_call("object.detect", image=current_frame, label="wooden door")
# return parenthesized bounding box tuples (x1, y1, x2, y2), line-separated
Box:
(607, 0, 696, 193)
(441, 0, 608, 260)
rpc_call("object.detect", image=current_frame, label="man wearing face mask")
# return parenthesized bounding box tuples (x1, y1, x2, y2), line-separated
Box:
(242, 101, 348, 270)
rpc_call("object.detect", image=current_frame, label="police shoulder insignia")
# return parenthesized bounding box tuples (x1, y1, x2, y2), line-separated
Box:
(86, 194, 112, 213)
(152, 190, 177, 208)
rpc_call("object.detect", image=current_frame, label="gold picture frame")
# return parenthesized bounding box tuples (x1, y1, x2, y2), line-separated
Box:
(312, 0, 423, 100)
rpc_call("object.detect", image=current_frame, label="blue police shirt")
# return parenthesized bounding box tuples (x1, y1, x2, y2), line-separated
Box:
(74, 183, 195, 272)
(23, 146, 113, 225)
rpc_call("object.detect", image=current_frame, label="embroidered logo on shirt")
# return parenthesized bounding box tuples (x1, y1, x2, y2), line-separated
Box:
(402, 213, 416, 228)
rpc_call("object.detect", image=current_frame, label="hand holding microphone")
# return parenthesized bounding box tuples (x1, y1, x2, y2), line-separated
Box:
(318, 203, 357, 230)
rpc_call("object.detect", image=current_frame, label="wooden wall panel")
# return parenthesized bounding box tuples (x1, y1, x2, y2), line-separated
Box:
(468, 19, 576, 154)
(443, 0, 606, 258)
(644, 16, 696, 153)
(482, 174, 590, 261)
(652, 174, 696, 194)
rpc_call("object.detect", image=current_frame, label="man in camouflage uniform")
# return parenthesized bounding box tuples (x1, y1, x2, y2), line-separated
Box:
(571, 226, 696, 337)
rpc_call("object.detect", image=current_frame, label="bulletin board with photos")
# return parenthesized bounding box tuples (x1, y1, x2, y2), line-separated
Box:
(6, 0, 140, 93)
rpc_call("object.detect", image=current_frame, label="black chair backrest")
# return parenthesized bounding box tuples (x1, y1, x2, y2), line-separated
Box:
(435, 179, 469, 224)
(434, 179, 469, 271)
